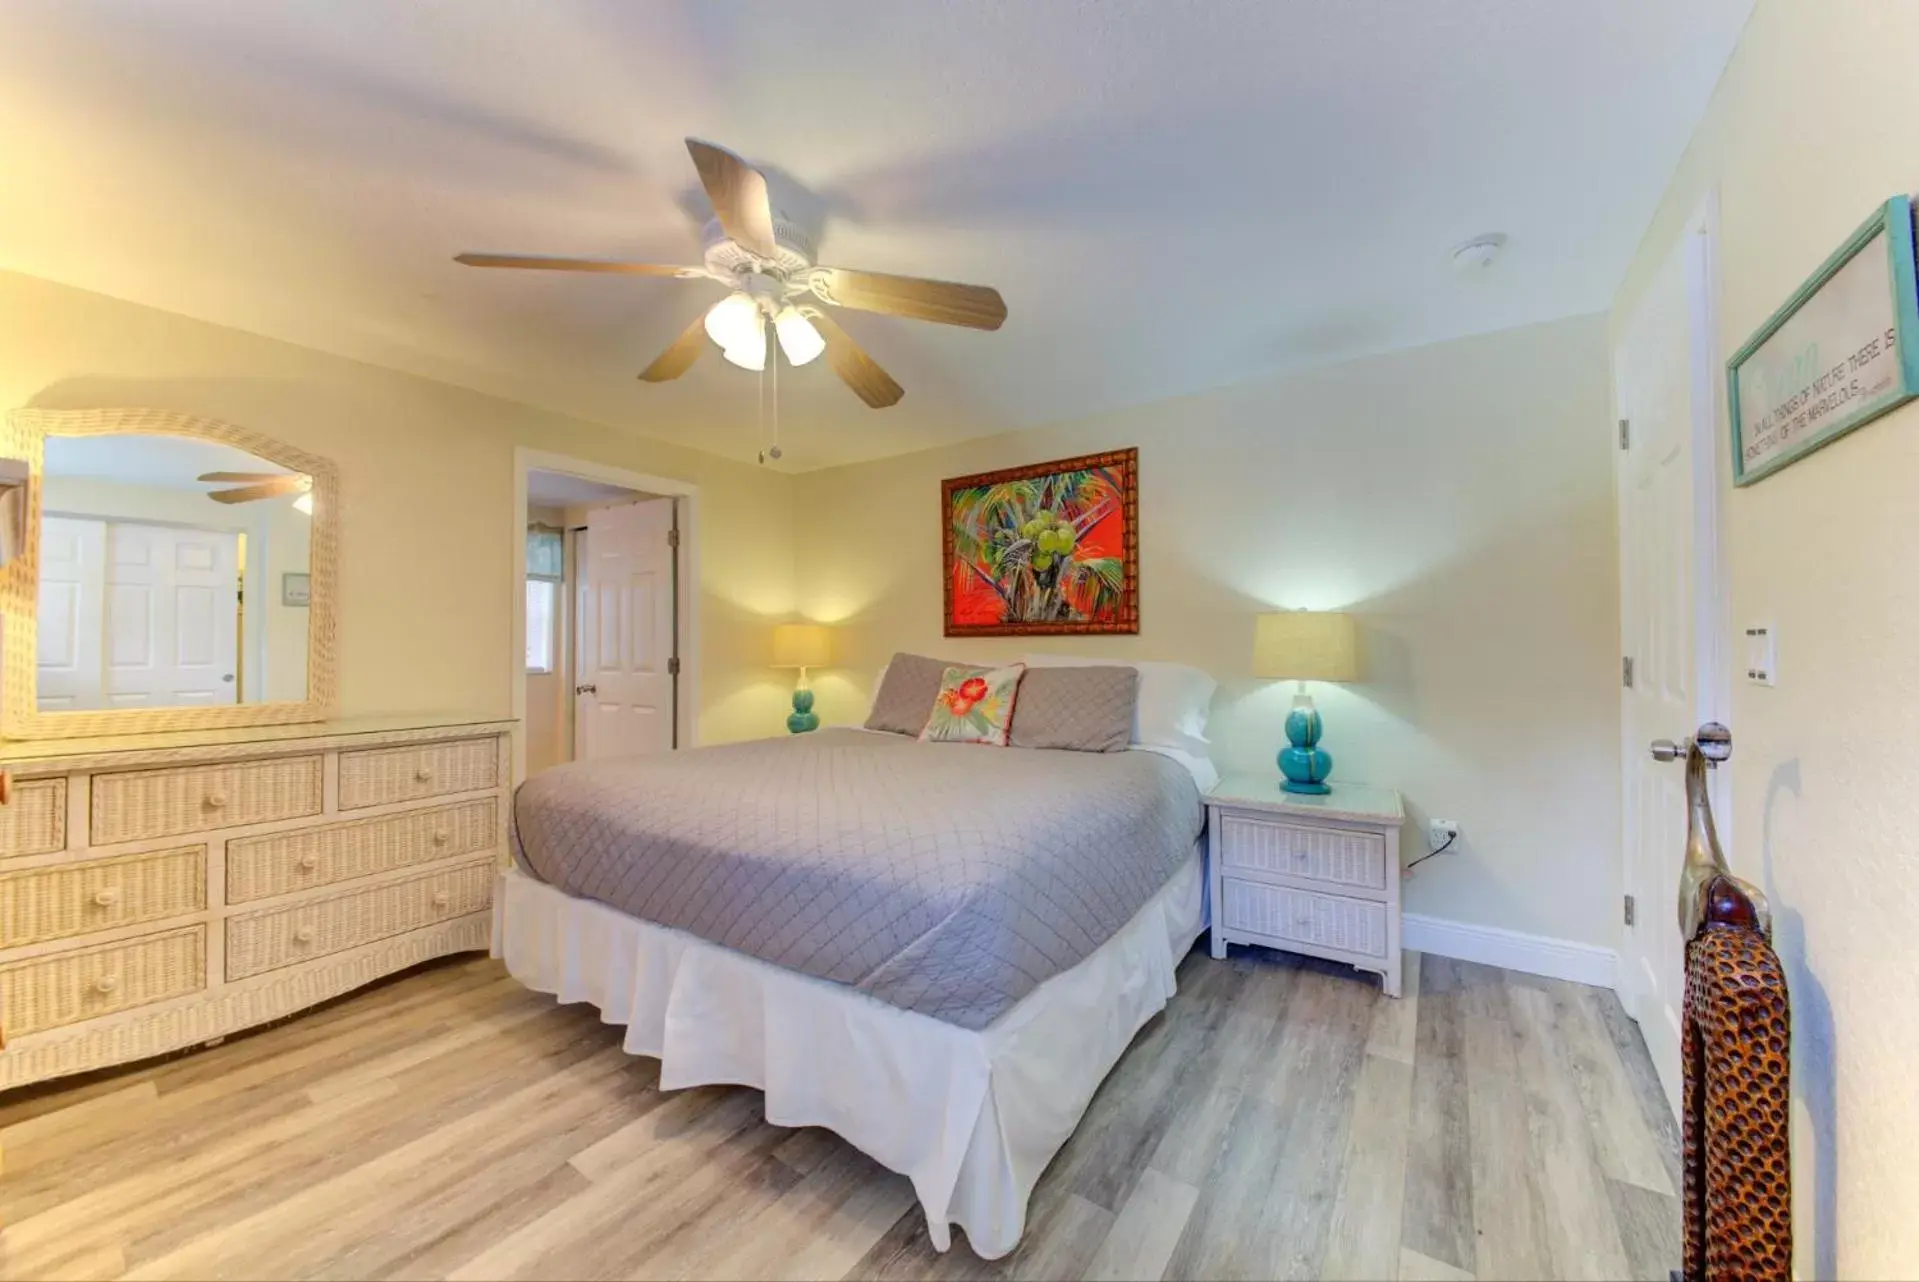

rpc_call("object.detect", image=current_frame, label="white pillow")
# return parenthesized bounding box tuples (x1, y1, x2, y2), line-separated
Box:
(1020, 654, 1216, 758)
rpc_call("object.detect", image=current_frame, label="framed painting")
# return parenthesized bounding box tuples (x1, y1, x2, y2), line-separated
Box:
(941, 447, 1139, 637)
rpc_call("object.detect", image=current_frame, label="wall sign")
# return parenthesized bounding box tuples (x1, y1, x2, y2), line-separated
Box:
(1729, 196, 1919, 485)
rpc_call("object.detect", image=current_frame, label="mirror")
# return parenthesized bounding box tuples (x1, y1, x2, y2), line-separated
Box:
(2, 408, 338, 739)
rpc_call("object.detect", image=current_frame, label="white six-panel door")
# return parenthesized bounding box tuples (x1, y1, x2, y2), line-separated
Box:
(37, 516, 106, 709)
(1615, 217, 1723, 1117)
(36, 517, 241, 710)
(574, 500, 676, 760)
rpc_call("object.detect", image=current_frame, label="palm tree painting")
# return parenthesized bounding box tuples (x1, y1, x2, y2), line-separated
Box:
(942, 448, 1139, 636)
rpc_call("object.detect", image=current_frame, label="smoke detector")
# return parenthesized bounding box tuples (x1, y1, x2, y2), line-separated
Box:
(1452, 234, 1508, 271)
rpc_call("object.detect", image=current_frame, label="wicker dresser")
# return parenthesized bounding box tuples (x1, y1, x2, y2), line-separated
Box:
(0, 714, 512, 1089)
(1206, 775, 1405, 996)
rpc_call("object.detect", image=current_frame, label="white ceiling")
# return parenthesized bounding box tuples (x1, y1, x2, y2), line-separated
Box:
(0, 1, 1751, 470)
(525, 469, 653, 507)
(44, 435, 293, 491)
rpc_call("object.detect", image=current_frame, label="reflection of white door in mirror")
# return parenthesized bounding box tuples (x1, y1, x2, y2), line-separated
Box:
(37, 517, 242, 709)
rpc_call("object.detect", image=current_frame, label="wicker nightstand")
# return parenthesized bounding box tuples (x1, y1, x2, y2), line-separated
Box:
(1205, 775, 1405, 996)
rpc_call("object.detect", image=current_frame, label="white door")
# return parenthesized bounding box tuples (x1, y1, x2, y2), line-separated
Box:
(1615, 214, 1724, 1115)
(37, 516, 106, 709)
(102, 522, 241, 707)
(574, 500, 676, 760)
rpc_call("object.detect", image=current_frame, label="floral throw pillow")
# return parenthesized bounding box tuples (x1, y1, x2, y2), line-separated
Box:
(919, 663, 1027, 746)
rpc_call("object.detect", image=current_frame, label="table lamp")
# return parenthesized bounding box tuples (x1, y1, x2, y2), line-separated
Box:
(771, 622, 832, 734)
(1253, 611, 1358, 794)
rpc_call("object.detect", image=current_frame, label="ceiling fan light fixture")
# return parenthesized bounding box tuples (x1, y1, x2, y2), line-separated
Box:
(721, 340, 766, 372)
(704, 292, 763, 354)
(774, 308, 824, 367)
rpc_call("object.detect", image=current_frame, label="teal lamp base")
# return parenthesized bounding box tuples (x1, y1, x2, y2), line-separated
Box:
(786, 683, 819, 734)
(1278, 696, 1332, 794)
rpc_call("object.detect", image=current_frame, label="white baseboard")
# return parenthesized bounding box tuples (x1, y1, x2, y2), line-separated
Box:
(1402, 913, 1617, 989)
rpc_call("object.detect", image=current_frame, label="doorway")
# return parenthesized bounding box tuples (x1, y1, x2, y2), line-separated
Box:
(1613, 198, 1729, 1116)
(511, 450, 701, 783)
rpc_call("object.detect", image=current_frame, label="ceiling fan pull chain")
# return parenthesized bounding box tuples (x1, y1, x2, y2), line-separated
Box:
(769, 333, 782, 462)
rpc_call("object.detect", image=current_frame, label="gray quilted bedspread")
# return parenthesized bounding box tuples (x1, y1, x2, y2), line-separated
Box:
(511, 729, 1204, 1029)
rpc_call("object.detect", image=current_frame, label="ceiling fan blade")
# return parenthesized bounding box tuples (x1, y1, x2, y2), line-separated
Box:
(807, 310, 904, 409)
(207, 478, 308, 504)
(454, 253, 701, 278)
(197, 471, 296, 483)
(685, 139, 777, 259)
(639, 312, 710, 383)
(808, 267, 1006, 331)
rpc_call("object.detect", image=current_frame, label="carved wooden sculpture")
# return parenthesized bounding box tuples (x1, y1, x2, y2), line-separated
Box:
(1660, 726, 1791, 1280)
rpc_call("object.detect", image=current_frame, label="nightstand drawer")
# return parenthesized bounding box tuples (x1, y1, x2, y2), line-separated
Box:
(1220, 879, 1387, 959)
(1218, 812, 1386, 891)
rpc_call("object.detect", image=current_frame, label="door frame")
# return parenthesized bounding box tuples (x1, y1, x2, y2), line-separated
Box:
(1614, 191, 1732, 1018)
(510, 448, 701, 784)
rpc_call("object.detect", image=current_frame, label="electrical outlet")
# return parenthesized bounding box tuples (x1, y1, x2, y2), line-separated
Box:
(1429, 819, 1460, 847)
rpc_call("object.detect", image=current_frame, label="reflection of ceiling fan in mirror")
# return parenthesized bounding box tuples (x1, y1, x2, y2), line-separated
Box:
(199, 471, 313, 512)
(455, 139, 1007, 410)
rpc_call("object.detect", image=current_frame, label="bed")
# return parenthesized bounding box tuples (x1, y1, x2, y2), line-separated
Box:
(496, 681, 1212, 1258)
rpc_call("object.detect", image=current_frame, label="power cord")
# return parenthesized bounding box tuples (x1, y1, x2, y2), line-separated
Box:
(1405, 830, 1457, 873)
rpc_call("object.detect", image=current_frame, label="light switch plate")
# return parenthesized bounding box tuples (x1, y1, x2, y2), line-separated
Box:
(1744, 623, 1777, 686)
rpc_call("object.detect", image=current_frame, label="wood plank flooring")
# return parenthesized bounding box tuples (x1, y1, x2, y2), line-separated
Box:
(0, 947, 1681, 1281)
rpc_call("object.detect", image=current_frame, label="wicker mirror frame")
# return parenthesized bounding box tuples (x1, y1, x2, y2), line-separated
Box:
(1, 408, 339, 739)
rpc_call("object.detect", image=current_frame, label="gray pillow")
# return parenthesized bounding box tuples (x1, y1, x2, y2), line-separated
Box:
(865, 652, 975, 736)
(1009, 665, 1138, 753)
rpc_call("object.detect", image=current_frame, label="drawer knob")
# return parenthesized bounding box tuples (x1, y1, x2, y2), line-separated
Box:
(298, 853, 320, 871)
(205, 792, 228, 810)
(94, 974, 120, 994)
(430, 890, 452, 909)
(93, 887, 123, 908)
(415, 767, 435, 783)
(432, 830, 450, 846)
(293, 925, 316, 945)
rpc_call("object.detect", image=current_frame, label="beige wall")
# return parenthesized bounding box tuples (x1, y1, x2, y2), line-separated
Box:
(796, 315, 1621, 948)
(0, 269, 799, 747)
(1613, 1, 1919, 1272)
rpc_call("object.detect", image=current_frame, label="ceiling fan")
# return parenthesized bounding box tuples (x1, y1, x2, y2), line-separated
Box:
(199, 471, 313, 512)
(454, 139, 1007, 410)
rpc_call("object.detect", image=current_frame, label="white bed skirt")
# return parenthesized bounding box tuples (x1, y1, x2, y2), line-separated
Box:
(491, 846, 1206, 1258)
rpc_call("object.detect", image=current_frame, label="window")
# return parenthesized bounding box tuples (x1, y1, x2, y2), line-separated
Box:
(526, 579, 557, 673)
(526, 523, 563, 674)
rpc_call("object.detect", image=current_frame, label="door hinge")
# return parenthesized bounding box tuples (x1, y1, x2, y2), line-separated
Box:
(667, 528, 680, 549)
(667, 656, 680, 677)
(1622, 655, 1635, 688)
(1618, 418, 1631, 451)
(1623, 894, 1636, 927)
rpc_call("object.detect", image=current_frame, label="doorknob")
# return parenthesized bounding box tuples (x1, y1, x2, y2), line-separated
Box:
(1650, 722, 1731, 764)
(575, 683, 598, 696)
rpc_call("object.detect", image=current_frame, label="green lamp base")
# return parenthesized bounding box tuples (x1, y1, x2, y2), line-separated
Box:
(786, 686, 819, 734)
(1278, 697, 1332, 794)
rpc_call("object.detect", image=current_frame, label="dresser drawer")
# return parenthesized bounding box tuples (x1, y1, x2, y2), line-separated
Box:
(0, 926, 206, 1037)
(227, 800, 499, 903)
(225, 860, 493, 980)
(1217, 813, 1387, 892)
(338, 738, 498, 811)
(92, 756, 323, 845)
(0, 847, 206, 948)
(0, 778, 69, 859)
(1220, 879, 1387, 959)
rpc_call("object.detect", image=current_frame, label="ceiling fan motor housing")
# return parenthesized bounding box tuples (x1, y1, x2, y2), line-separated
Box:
(701, 215, 815, 282)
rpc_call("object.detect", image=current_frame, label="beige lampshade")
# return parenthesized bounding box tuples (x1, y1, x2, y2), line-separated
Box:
(1252, 611, 1358, 682)
(771, 622, 833, 669)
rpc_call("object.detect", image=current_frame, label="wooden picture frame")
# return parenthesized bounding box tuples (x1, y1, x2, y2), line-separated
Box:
(1728, 195, 1919, 485)
(941, 447, 1139, 637)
